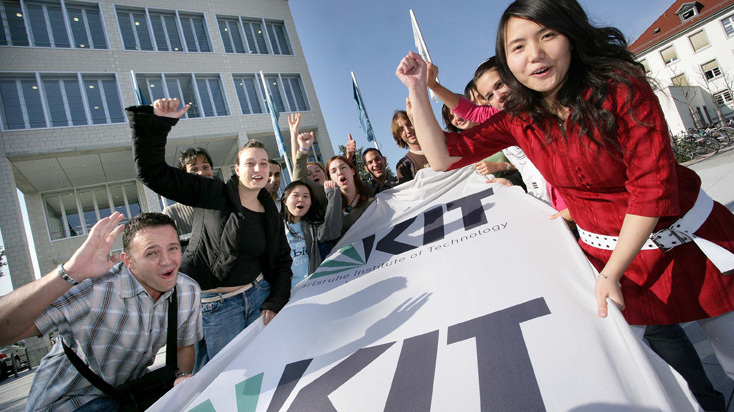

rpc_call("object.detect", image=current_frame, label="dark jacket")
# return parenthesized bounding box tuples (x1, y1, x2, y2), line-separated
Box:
(127, 105, 292, 312)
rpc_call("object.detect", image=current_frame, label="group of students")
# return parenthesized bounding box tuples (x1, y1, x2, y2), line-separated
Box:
(104, 0, 734, 408)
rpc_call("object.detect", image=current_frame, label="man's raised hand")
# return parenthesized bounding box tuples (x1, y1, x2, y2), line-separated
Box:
(63, 212, 125, 281)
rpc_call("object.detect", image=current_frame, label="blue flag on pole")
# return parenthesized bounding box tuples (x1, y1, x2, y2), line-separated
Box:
(259, 72, 292, 177)
(352, 72, 376, 144)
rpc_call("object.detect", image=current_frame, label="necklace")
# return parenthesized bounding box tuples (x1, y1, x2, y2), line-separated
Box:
(344, 193, 358, 213)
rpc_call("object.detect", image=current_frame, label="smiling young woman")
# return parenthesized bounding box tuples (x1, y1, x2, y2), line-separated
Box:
(396, 0, 734, 381)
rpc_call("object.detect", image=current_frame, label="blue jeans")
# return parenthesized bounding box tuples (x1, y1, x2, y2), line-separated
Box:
(644, 324, 724, 411)
(200, 277, 270, 362)
(75, 397, 119, 412)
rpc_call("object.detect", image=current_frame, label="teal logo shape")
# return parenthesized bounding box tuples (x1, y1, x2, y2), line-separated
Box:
(310, 244, 365, 279)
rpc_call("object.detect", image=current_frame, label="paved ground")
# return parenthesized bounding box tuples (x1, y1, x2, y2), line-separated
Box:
(1, 146, 732, 411)
(682, 144, 734, 411)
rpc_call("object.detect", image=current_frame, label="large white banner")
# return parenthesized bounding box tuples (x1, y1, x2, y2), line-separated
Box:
(151, 167, 698, 411)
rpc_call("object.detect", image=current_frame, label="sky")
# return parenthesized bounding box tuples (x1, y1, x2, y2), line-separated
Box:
(289, 0, 675, 166)
(0, 0, 676, 295)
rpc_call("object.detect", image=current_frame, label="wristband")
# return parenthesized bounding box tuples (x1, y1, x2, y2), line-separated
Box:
(505, 162, 511, 171)
(57, 263, 80, 286)
(299, 147, 309, 153)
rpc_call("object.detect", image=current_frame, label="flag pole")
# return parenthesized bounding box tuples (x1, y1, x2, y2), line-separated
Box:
(409, 9, 439, 103)
(259, 71, 293, 178)
(351, 71, 379, 151)
(129, 70, 143, 105)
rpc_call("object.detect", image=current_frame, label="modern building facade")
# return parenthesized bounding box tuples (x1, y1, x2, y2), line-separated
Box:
(0, 0, 333, 297)
(630, 0, 734, 135)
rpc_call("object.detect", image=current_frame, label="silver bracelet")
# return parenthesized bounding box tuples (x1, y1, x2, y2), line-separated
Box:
(57, 264, 80, 286)
(176, 372, 192, 378)
(505, 162, 511, 171)
(599, 273, 622, 287)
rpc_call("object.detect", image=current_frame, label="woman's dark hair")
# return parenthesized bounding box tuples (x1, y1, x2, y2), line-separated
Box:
(441, 104, 461, 133)
(495, 0, 646, 149)
(280, 180, 324, 224)
(326, 156, 371, 209)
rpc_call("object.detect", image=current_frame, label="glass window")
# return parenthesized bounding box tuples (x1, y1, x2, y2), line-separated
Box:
(43, 183, 141, 240)
(701, 60, 721, 81)
(640, 59, 650, 74)
(266, 21, 291, 55)
(282, 75, 309, 111)
(19, 1, 105, 49)
(242, 18, 267, 54)
(0, 1, 30, 46)
(233, 74, 263, 114)
(1, 73, 124, 131)
(195, 76, 227, 117)
(688, 31, 709, 52)
(263, 75, 285, 113)
(660, 45, 678, 65)
(714, 90, 733, 106)
(218, 17, 245, 53)
(722, 15, 734, 37)
(671, 73, 689, 87)
(149, 10, 182, 52)
(179, 13, 210, 52)
(117, 8, 153, 50)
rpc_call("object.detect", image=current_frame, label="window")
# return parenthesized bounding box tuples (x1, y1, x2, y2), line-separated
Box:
(265, 20, 291, 55)
(233, 74, 263, 114)
(660, 45, 678, 65)
(44, 182, 140, 240)
(136, 73, 229, 118)
(722, 15, 734, 37)
(676, 2, 700, 23)
(232, 73, 310, 115)
(640, 59, 651, 74)
(714, 90, 733, 106)
(217, 15, 292, 55)
(116, 6, 210, 52)
(671, 73, 689, 86)
(0, 72, 123, 130)
(688, 30, 709, 52)
(701, 60, 721, 81)
(0, 0, 106, 48)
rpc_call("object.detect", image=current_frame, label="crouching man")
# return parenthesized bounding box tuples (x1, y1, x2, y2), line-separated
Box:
(0, 212, 202, 411)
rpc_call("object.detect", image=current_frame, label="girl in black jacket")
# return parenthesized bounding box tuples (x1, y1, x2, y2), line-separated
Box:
(128, 98, 292, 367)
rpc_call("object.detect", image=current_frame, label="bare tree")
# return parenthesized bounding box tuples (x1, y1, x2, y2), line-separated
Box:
(695, 64, 727, 125)
(665, 66, 702, 129)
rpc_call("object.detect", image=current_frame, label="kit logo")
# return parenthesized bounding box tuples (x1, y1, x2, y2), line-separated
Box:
(310, 187, 496, 280)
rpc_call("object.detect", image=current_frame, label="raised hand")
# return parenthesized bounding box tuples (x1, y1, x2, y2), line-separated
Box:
(63, 212, 126, 281)
(396, 51, 428, 90)
(288, 113, 301, 136)
(153, 98, 190, 119)
(346, 134, 356, 161)
(297, 132, 315, 151)
(426, 62, 439, 88)
(323, 180, 337, 190)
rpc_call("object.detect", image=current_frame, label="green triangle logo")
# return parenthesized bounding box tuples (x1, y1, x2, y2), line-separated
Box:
(310, 244, 365, 279)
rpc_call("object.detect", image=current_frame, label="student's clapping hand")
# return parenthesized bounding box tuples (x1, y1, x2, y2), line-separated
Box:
(323, 180, 337, 190)
(297, 132, 315, 151)
(153, 98, 190, 119)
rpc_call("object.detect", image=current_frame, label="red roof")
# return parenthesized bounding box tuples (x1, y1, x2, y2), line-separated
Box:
(629, 0, 734, 55)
